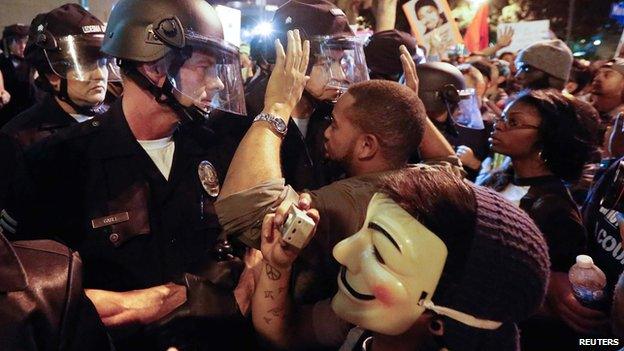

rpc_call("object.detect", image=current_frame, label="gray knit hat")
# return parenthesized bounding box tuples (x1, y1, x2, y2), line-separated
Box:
(516, 39, 573, 82)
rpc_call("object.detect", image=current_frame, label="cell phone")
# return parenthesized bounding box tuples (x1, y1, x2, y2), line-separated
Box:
(280, 204, 316, 249)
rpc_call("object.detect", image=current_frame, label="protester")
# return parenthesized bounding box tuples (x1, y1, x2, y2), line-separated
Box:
(590, 59, 624, 146)
(481, 89, 604, 350)
(584, 115, 624, 341)
(514, 39, 573, 91)
(217, 33, 462, 310)
(251, 167, 550, 350)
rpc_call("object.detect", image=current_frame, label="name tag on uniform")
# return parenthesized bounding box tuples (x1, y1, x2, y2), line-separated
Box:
(91, 212, 130, 229)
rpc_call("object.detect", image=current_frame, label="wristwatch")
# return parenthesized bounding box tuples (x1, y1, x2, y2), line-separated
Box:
(253, 113, 288, 137)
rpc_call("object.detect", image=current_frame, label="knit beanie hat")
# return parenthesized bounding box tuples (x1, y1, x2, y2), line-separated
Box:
(516, 39, 573, 82)
(364, 30, 417, 77)
(434, 183, 550, 350)
(379, 167, 550, 350)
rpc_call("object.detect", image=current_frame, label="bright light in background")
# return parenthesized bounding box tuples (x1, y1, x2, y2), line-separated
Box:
(265, 5, 278, 12)
(593, 39, 602, 46)
(467, 0, 488, 6)
(252, 22, 273, 36)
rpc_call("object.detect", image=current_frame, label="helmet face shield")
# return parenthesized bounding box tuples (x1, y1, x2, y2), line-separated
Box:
(45, 34, 120, 82)
(168, 34, 246, 116)
(313, 36, 369, 97)
(452, 88, 484, 130)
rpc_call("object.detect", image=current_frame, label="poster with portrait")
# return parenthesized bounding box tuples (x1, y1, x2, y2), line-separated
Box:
(402, 0, 463, 59)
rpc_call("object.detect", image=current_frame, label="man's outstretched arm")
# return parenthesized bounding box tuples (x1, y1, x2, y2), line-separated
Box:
(220, 30, 310, 198)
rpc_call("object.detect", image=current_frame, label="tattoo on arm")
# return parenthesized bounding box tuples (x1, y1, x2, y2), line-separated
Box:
(268, 307, 284, 317)
(265, 263, 282, 280)
(264, 290, 275, 300)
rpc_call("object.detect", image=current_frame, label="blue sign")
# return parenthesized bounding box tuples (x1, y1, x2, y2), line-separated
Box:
(612, 1, 624, 24)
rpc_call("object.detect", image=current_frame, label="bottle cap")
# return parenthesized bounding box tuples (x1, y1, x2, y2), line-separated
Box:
(576, 255, 594, 268)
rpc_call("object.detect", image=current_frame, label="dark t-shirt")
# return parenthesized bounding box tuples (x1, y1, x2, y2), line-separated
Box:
(583, 158, 624, 306)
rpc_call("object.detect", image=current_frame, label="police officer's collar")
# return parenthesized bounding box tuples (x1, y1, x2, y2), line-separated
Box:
(84, 99, 141, 159)
(38, 94, 80, 130)
(86, 98, 211, 160)
(0, 230, 28, 292)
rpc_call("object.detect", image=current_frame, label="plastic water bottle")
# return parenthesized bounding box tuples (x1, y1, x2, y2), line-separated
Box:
(569, 255, 607, 309)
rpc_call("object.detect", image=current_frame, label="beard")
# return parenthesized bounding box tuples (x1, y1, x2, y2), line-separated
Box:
(326, 139, 357, 174)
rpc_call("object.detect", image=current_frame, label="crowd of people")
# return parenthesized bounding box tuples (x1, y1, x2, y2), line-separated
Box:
(0, 0, 624, 350)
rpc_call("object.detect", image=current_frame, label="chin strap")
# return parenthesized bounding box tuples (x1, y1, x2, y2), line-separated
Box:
(443, 100, 459, 137)
(418, 299, 503, 330)
(57, 78, 106, 116)
(122, 48, 210, 123)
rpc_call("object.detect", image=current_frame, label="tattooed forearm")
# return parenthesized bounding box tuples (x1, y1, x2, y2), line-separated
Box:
(268, 307, 284, 317)
(264, 290, 275, 299)
(265, 263, 282, 280)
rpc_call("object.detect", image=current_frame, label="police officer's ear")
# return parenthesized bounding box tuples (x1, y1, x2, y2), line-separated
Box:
(46, 73, 61, 92)
(137, 56, 171, 87)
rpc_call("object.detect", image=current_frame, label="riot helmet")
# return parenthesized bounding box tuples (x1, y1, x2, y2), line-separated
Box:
(25, 4, 118, 116)
(416, 62, 483, 133)
(255, 0, 369, 101)
(103, 0, 246, 120)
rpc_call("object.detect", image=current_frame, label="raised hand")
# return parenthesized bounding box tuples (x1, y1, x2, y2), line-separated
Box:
(260, 205, 319, 270)
(497, 26, 515, 49)
(263, 30, 311, 120)
(399, 44, 418, 94)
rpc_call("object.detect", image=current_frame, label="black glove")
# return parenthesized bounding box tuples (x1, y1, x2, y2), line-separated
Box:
(145, 260, 248, 350)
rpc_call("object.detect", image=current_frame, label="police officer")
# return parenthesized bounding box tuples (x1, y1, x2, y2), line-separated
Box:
(0, 24, 33, 126)
(416, 62, 492, 180)
(1, 0, 253, 349)
(246, 0, 369, 190)
(0, 4, 115, 210)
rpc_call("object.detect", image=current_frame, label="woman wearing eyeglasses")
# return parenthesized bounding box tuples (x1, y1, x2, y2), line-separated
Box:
(480, 88, 605, 350)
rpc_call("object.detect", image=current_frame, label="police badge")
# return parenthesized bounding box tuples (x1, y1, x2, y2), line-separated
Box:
(198, 161, 220, 197)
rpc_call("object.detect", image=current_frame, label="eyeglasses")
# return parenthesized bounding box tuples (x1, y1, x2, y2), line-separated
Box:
(494, 113, 540, 130)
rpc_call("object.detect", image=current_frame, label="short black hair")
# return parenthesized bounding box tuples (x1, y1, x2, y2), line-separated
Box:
(512, 89, 599, 182)
(415, 0, 440, 16)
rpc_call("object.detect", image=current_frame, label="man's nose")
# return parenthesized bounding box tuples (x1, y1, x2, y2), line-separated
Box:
(206, 76, 225, 92)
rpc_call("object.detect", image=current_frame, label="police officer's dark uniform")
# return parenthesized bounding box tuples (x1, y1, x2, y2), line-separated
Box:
(0, 5, 112, 216)
(244, 1, 362, 191)
(0, 24, 34, 127)
(0, 229, 113, 351)
(1, 0, 254, 349)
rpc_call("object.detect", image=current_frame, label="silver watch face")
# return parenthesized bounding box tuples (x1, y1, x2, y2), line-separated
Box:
(275, 118, 287, 133)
